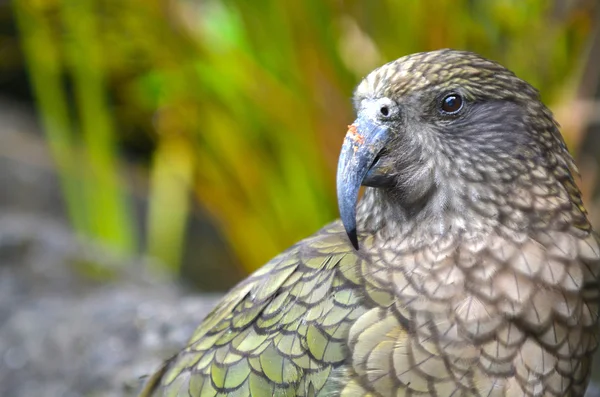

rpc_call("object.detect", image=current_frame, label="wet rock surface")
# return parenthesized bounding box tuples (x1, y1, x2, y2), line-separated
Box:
(0, 213, 220, 397)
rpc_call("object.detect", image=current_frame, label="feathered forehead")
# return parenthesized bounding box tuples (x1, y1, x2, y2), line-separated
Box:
(354, 49, 539, 104)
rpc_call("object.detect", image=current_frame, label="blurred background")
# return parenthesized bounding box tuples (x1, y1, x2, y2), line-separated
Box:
(1, 0, 600, 396)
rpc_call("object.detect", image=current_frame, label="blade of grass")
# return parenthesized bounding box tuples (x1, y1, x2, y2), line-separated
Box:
(61, 0, 136, 252)
(12, 0, 86, 234)
(147, 133, 194, 271)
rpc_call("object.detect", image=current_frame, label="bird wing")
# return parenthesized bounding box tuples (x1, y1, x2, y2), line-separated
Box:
(139, 221, 369, 397)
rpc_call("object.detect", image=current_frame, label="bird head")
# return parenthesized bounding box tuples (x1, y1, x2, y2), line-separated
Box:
(337, 49, 581, 249)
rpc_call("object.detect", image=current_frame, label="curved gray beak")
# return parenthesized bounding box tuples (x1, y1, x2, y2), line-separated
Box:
(336, 117, 391, 249)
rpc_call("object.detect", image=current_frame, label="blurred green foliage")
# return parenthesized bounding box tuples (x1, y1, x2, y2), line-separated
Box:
(11, 0, 596, 274)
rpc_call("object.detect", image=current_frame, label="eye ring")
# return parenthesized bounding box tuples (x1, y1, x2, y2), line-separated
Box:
(440, 93, 464, 115)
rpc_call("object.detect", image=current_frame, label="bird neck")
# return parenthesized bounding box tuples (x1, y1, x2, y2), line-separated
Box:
(356, 186, 474, 243)
(356, 174, 589, 247)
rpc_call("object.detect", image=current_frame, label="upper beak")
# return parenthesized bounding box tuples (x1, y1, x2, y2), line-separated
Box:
(336, 116, 392, 249)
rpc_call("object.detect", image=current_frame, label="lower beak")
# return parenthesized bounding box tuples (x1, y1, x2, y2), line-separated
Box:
(336, 116, 391, 249)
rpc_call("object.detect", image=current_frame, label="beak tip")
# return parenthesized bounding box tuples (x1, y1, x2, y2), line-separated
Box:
(348, 229, 359, 250)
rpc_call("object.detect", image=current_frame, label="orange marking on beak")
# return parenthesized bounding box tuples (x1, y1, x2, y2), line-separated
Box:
(346, 124, 365, 145)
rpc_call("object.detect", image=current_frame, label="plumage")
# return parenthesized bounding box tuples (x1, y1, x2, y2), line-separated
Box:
(139, 49, 600, 397)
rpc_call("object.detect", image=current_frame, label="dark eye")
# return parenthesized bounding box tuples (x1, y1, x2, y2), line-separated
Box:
(440, 94, 464, 115)
(379, 105, 390, 117)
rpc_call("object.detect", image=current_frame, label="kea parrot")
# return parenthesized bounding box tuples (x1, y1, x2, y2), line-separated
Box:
(139, 49, 600, 397)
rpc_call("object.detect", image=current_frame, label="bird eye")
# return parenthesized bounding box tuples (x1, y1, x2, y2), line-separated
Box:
(440, 94, 463, 115)
(379, 105, 390, 117)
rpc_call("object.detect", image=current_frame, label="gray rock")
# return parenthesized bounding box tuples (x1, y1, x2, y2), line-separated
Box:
(0, 213, 221, 397)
